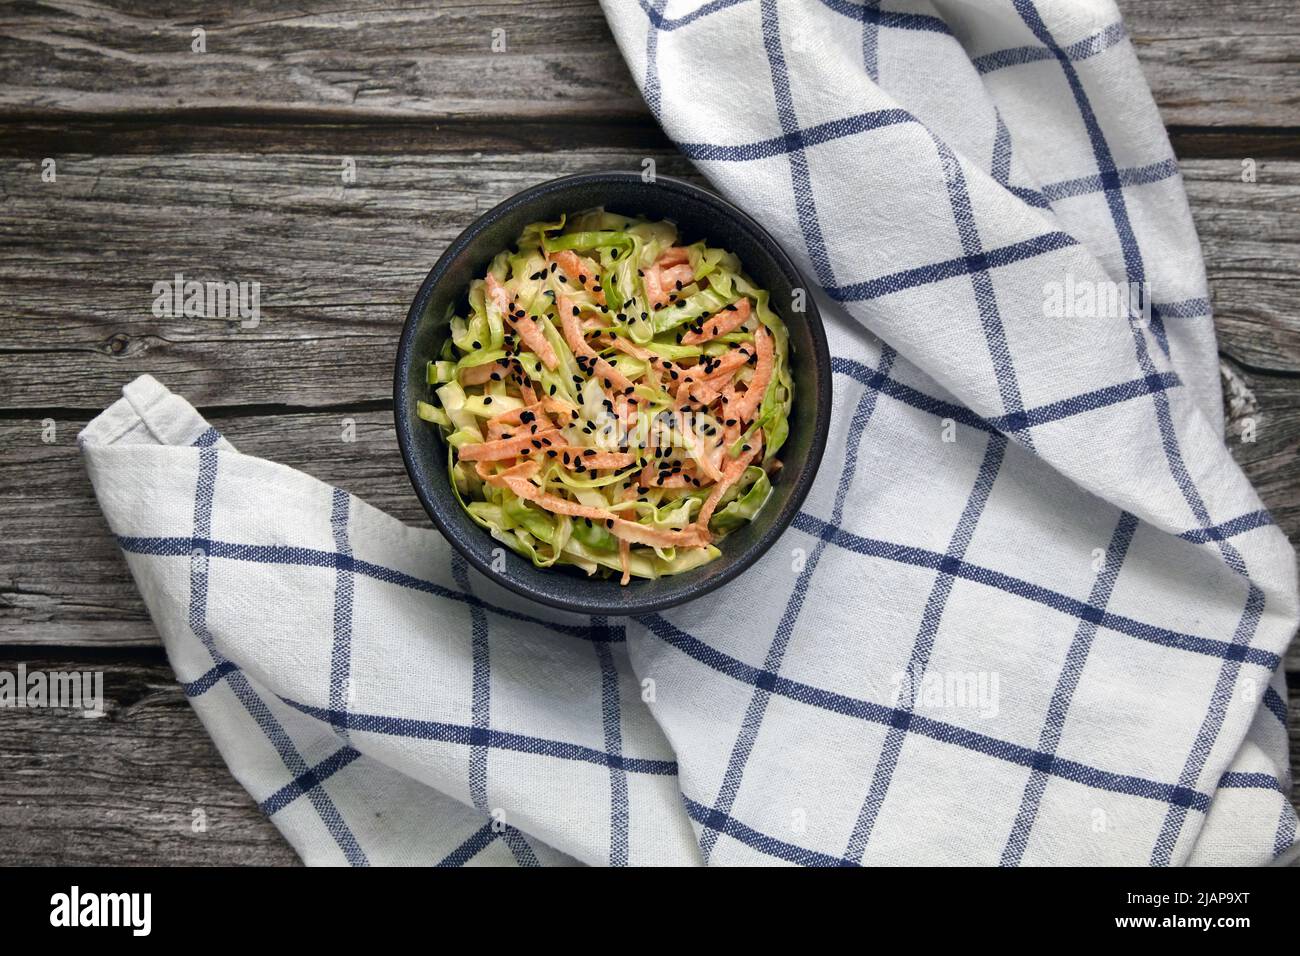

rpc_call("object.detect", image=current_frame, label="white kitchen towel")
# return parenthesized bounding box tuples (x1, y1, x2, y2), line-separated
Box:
(79, 0, 1297, 865)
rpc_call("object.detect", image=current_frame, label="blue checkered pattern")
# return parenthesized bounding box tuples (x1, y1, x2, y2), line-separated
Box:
(78, 0, 1296, 865)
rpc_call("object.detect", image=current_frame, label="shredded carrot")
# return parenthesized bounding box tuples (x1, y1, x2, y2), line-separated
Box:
(637, 461, 698, 488)
(556, 294, 635, 392)
(697, 436, 763, 535)
(682, 298, 752, 345)
(485, 467, 706, 548)
(553, 447, 637, 470)
(488, 274, 559, 370)
(643, 266, 668, 308)
(461, 361, 509, 386)
(457, 429, 562, 461)
(486, 400, 555, 430)
(552, 251, 606, 305)
(483, 272, 511, 315)
(658, 264, 694, 289)
(728, 326, 773, 422)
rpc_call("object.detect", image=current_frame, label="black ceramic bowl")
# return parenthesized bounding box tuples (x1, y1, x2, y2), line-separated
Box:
(395, 171, 831, 616)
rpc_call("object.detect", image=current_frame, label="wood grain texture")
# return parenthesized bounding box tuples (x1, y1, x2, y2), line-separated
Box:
(0, 409, 423, 648)
(1123, 0, 1300, 129)
(0, 0, 1296, 129)
(1186, 160, 1300, 375)
(0, 651, 299, 865)
(0, 116, 677, 159)
(0, 0, 647, 121)
(1223, 367, 1300, 554)
(3, 117, 1296, 164)
(0, 149, 697, 413)
(1, 153, 1296, 413)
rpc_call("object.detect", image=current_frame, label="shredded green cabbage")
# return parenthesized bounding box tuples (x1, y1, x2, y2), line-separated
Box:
(420, 208, 793, 583)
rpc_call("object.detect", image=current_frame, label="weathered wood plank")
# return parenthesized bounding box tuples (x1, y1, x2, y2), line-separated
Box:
(0, 651, 299, 865)
(0, 1, 1295, 130)
(0, 149, 697, 412)
(0, 409, 424, 648)
(0, 0, 647, 121)
(1184, 160, 1300, 375)
(1, 118, 1294, 165)
(1222, 364, 1300, 557)
(0, 116, 677, 159)
(1, 153, 1296, 414)
(0, 650, 1294, 866)
(1124, 0, 1300, 129)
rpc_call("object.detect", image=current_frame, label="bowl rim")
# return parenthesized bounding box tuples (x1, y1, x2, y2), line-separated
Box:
(394, 170, 832, 616)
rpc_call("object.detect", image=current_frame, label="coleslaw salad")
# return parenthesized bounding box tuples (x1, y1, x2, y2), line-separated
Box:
(417, 208, 792, 584)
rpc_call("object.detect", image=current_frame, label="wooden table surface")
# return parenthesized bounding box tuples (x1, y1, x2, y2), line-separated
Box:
(1, 0, 1296, 865)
